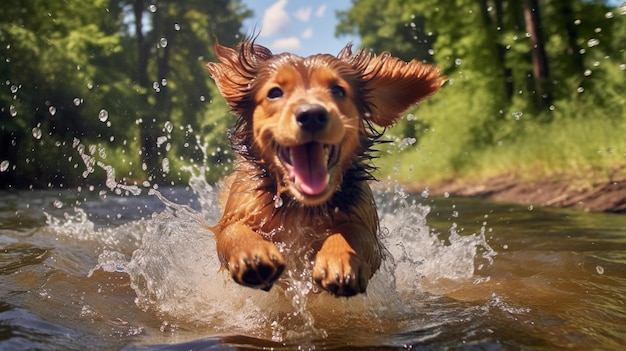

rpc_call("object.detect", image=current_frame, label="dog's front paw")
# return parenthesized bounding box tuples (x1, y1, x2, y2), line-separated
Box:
(312, 249, 370, 297)
(225, 240, 285, 291)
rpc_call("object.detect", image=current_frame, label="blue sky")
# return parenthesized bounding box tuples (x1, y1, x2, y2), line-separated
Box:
(240, 0, 360, 57)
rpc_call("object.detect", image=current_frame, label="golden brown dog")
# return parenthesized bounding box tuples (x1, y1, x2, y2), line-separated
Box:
(206, 38, 441, 297)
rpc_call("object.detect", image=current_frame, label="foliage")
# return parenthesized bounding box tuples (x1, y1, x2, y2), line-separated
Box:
(0, 0, 251, 189)
(338, 0, 626, 185)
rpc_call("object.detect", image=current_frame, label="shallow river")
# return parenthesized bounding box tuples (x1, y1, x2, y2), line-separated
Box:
(1, 179, 625, 350)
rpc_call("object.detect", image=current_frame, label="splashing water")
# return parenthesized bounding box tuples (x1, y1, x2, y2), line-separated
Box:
(45, 171, 495, 343)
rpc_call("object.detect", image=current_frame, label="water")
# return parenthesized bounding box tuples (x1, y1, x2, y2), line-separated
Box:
(1, 179, 625, 350)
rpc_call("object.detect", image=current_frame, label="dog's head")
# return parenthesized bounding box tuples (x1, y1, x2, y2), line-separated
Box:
(207, 39, 442, 206)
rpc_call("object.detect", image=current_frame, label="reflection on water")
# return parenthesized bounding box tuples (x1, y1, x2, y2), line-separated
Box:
(1, 179, 625, 350)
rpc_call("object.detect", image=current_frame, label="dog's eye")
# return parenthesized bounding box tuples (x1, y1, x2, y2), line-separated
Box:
(267, 87, 283, 100)
(330, 85, 346, 98)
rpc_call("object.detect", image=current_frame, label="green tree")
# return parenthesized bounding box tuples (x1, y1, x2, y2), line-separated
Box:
(0, 0, 123, 187)
(0, 1, 251, 188)
(121, 0, 250, 184)
(338, 0, 625, 182)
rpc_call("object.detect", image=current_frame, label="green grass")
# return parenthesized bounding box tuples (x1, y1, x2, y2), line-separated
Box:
(376, 72, 626, 188)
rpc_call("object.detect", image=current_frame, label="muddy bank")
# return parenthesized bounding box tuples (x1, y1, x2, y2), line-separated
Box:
(409, 173, 626, 213)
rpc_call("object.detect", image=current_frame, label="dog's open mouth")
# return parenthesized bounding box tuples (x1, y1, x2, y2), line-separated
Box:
(277, 142, 340, 196)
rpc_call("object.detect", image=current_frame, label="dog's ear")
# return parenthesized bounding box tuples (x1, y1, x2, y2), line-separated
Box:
(206, 39, 273, 109)
(349, 51, 443, 127)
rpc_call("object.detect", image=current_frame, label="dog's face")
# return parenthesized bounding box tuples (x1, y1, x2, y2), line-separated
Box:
(208, 40, 442, 206)
(249, 53, 365, 205)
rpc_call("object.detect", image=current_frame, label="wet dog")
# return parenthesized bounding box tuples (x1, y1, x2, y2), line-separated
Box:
(206, 38, 441, 296)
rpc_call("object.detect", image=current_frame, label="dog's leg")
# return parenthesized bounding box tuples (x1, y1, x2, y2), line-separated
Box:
(312, 223, 381, 297)
(215, 221, 285, 291)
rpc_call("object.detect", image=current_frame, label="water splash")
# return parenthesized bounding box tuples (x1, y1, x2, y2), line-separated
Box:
(62, 176, 496, 342)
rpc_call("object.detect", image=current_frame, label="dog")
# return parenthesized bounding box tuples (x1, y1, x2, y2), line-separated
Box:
(206, 38, 442, 297)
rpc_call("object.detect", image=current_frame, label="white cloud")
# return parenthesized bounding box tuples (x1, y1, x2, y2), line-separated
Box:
(294, 6, 312, 22)
(315, 4, 327, 17)
(271, 37, 301, 51)
(261, 0, 290, 37)
(301, 27, 313, 39)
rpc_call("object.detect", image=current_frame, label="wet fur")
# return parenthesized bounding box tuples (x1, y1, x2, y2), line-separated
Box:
(207, 38, 442, 296)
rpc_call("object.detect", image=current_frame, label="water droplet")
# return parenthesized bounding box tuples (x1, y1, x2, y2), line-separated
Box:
(620, 64, 626, 71)
(454, 58, 462, 66)
(87, 82, 93, 89)
(159, 37, 168, 48)
(406, 114, 414, 121)
(164, 121, 173, 133)
(9, 105, 17, 117)
(10, 85, 18, 94)
(174, 23, 180, 31)
(156, 136, 168, 147)
(0, 160, 9, 172)
(53, 200, 63, 208)
(605, 11, 614, 19)
(273, 194, 284, 208)
(149, 4, 157, 12)
(161, 78, 167, 86)
(584, 69, 592, 76)
(161, 158, 170, 173)
(596, 265, 604, 275)
(73, 97, 82, 106)
(32, 127, 42, 139)
(577, 86, 585, 93)
(587, 38, 599, 47)
(48, 106, 56, 116)
(512, 111, 523, 120)
(98, 109, 108, 122)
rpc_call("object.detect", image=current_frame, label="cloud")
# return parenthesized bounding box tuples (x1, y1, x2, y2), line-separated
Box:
(315, 4, 327, 17)
(261, 0, 290, 37)
(294, 6, 312, 22)
(301, 27, 313, 39)
(271, 37, 301, 51)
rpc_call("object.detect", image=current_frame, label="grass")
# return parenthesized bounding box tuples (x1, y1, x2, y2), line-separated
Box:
(376, 72, 626, 189)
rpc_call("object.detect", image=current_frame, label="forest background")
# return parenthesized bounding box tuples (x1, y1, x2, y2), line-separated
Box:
(1, 0, 625, 193)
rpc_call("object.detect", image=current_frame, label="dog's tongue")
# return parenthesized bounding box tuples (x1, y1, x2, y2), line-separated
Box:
(290, 142, 328, 195)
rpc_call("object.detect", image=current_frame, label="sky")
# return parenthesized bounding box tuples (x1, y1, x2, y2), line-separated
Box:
(240, 0, 359, 57)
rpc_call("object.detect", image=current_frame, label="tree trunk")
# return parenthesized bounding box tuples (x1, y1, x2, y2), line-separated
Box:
(556, 0, 584, 74)
(523, 0, 552, 108)
(133, 0, 160, 181)
(479, 0, 514, 102)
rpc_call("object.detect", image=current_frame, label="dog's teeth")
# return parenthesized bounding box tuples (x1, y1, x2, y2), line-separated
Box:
(324, 145, 330, 163)
(288, 148, 294, 163)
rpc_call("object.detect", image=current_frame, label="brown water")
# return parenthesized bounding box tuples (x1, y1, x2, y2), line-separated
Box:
(1, 179, 625, 350)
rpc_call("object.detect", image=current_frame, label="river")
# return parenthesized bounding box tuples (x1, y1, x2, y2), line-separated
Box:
(1, 178, 625, 350)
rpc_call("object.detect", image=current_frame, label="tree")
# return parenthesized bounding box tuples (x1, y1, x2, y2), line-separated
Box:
(0, 0, 123, 187)
(122, 0, 251, 183)
(523, 0, 552, 108)
(0, 1, 251, 188)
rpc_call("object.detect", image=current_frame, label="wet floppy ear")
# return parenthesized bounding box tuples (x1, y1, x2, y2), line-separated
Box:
(206, 39, 273, 109)
(359, 53, 443, 127)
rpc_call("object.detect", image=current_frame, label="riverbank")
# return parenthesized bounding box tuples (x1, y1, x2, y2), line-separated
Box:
(407, 172, 626, 213)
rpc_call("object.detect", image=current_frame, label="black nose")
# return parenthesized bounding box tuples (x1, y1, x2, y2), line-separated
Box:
(295, 104, 329, 132)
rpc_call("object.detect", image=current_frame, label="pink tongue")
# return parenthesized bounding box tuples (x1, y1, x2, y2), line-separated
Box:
(290, 142, 328, 195)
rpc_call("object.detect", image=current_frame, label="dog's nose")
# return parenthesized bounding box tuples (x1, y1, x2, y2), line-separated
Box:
(295, 104, 329, 132)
